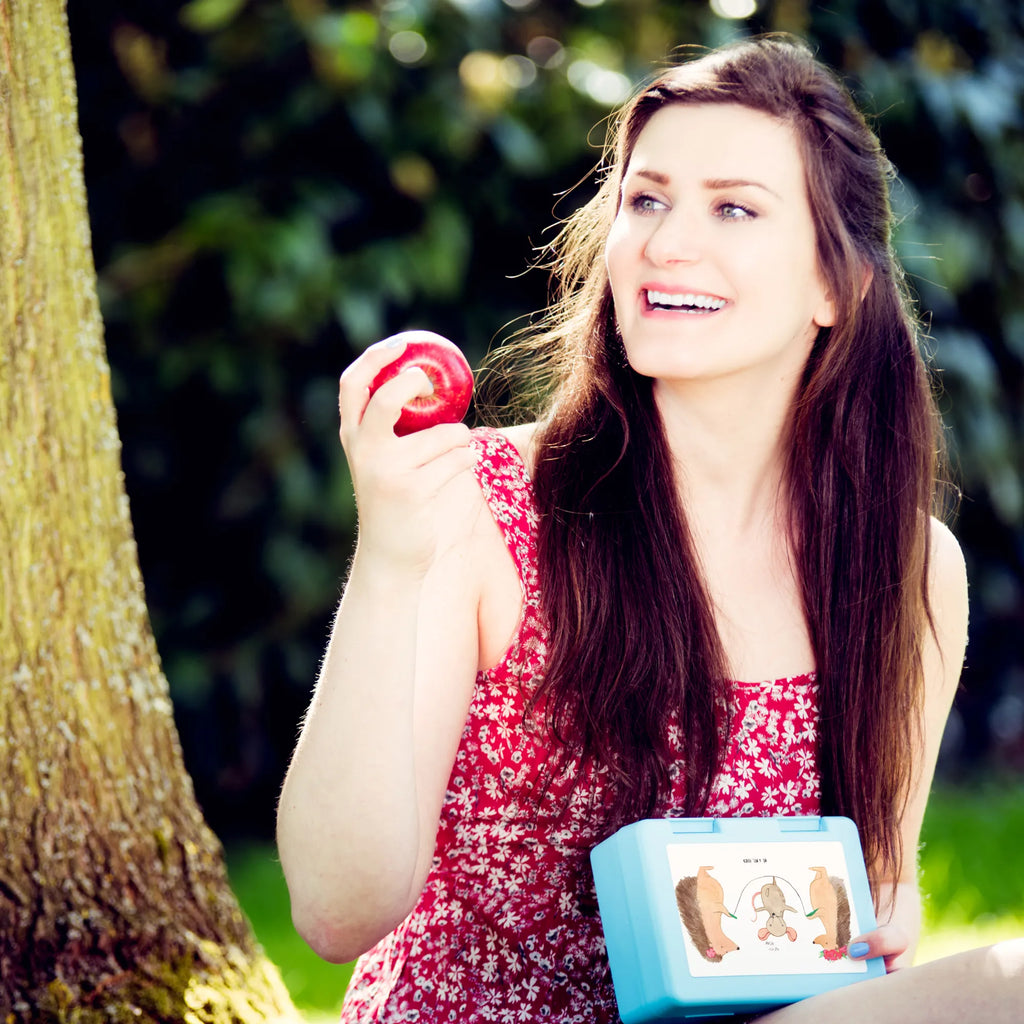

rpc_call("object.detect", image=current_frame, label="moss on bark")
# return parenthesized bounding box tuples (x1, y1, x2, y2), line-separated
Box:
(28, 950, 296, 1023)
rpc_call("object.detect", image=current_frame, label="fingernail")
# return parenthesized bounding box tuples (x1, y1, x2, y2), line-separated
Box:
(384, 334, 402, 348)
(848, 941, 870, 959)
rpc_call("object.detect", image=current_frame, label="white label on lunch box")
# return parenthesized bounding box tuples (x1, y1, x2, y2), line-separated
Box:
(667, 840, 870, 978)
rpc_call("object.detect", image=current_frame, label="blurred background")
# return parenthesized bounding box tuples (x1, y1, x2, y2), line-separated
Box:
(65, 0, 1022, 1011)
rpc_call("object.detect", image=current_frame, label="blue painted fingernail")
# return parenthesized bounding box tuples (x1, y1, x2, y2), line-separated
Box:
(848, 942, 870, 959)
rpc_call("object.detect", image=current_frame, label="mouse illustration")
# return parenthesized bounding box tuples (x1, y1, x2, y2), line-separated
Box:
(752, 877, 798, 941)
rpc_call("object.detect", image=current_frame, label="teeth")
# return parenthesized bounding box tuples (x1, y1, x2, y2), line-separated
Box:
(646, 290, 726, 311)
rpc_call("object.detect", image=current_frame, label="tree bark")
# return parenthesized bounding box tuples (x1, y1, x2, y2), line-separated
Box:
(0, 2, 300, 1019)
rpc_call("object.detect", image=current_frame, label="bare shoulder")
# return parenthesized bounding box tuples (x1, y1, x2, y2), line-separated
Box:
(465, 422, 541, 669)
(927, 517, 968, 628)
(492, 421, 541, 475)
(925, 516, 969, 696)
(431, 441, 495, 554)
(928, 515, 966, 570)
(431, 421, 539, 542)
(417, 440, 513, 661)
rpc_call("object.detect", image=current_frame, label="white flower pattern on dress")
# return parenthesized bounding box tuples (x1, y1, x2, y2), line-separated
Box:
(340, 428, 822, 1023)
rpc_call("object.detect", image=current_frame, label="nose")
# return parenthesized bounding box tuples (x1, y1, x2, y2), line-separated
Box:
(643, 205, 703, 266)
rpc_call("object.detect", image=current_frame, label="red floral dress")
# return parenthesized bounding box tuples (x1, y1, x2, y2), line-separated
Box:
(339, 428, 821, 1023)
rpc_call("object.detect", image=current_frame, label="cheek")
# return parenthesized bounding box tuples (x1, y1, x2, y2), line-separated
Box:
(604, 219, 635, 295)
(750, 243, 818, 308)
(603, 246, 623, 303)
(603, 224, 622, 273)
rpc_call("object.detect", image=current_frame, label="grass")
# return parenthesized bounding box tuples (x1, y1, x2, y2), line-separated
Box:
(224, 844, 352, 1019)
(915, 777, 1024, 961)
(226, 778, 1024, 1019)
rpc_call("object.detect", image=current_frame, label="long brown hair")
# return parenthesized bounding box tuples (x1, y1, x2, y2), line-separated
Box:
(487, 36, 945, 887)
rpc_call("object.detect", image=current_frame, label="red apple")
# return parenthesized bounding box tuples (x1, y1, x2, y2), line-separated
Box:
(369, 330, 474, 436)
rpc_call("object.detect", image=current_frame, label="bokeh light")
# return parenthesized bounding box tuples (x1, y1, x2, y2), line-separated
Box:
(389, 29, 428, 65)
(710, 0, 757, 19)
(567, 59, 632, 105)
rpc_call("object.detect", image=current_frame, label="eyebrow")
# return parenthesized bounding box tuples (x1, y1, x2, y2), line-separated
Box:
(630, 168, 782, 200)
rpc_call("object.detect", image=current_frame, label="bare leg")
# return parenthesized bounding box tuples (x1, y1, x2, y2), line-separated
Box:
(756, 941, 1024, 1024)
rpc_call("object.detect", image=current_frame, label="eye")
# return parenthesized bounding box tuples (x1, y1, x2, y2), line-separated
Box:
(627, 192, 667, 215)
(716, 201, 756, 220)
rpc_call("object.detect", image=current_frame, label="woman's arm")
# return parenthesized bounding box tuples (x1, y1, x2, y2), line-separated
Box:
(275, 338, 489, 964)
(850, 517, 969, 970)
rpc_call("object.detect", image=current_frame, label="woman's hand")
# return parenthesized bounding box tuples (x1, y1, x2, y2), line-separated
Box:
(848, 921, 912, 973)
(849, 879, 921, 972)
(338, 336, 476, 576)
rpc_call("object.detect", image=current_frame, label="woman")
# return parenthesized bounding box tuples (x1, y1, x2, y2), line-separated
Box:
(276, 35, 1022, 1022)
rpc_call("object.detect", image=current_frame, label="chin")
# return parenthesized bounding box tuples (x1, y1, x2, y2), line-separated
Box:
(626, 353, 708, 383)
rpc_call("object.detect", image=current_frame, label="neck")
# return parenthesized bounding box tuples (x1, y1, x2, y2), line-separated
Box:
(653, 374, 797, 536)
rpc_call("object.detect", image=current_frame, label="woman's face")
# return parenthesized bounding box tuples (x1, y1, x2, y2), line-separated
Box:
(605, 102, 835, 393)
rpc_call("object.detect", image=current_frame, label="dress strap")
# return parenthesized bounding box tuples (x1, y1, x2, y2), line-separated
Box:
(470, 427, 540, 600)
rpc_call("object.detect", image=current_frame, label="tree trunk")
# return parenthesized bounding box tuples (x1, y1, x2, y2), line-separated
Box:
(0, 2, 300, 1020)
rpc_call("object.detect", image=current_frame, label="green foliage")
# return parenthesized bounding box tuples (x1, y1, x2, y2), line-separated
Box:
(68, 0, 1024, 837)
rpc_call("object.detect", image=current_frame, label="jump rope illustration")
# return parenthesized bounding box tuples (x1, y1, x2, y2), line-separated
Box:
(674, 866, 852, 964)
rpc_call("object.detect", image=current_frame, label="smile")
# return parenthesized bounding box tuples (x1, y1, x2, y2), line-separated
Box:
(645, 289, 727, 313)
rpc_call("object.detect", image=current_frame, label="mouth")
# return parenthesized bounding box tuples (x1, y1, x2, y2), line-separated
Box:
(644, 289, 727, 314)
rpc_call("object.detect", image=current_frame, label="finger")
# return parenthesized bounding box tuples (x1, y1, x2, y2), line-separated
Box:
(348, 422, 475, 510)
(338, 337, 412, 437)
(398, 422, 474, 468)
(410, 439, 479, 500)
(848, 923, 909, 969)
(352, 425, 475, 504)
(351, 437, 477, 542)
(357, 367, 435, 438)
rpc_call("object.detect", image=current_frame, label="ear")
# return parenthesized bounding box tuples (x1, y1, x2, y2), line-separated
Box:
(859, 263, 874, 300)
(813, 263, 873, 329)
(813, 291, 836, 329)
